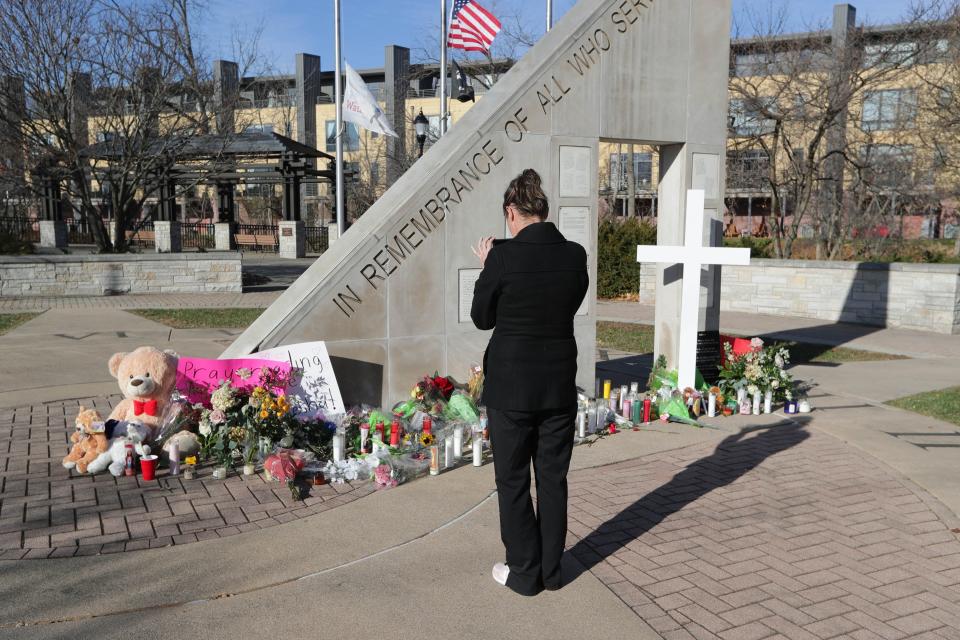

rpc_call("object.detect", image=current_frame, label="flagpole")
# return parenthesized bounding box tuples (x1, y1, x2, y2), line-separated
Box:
(334, 0, 345, 237)
(546, 0, 553, 31)
(439, 0, 447, 135)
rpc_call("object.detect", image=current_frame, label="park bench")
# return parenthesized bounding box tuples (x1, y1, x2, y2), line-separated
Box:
(233, 231, 278, 251)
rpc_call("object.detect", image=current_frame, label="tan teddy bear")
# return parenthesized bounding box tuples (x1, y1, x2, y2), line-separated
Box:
(107, 346, 179, 439)
(62, 407, 108, 474)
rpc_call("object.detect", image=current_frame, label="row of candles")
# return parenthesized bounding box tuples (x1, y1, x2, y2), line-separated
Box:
(333, 414, 489, 474)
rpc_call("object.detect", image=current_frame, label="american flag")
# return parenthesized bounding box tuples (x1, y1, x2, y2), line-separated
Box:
(448, 0, 501, 53)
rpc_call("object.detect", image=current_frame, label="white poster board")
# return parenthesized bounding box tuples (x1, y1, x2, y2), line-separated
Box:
(558, 145, 591, 198)
(458, 268, 482, 324)
(252, 341, 345, 414)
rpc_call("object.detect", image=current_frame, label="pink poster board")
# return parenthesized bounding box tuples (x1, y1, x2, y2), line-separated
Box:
(175, 357, 291, 404)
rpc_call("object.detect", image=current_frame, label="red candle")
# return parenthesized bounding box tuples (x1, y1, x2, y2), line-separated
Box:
(608, 422, 616, 434)
(642, 398, 651, 423)
(390, 420, 400, 446)
(376, 421, 385, 441)
(422, 417, 432, 435)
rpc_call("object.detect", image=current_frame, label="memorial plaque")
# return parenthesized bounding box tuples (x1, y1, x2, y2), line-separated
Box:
(458, 268, 482, 324)
(281, 227, 293, 237)
(558, 145, 591, 198)
(692, 153, 719, 200)
(558, 206, 591, 253)
(696, 330, 722, 385)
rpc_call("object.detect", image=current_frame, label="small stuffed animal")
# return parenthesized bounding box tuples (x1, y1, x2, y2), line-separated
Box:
(63, 407, 108, 473)
(106, 347, 179, 440)
(85, 421, 153, 477)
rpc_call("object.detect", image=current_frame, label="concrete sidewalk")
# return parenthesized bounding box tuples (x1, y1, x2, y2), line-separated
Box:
(598, 300, 960, 360)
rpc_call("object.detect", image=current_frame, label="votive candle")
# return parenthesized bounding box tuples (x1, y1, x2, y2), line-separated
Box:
(577, 410, 587, 439)
(631, 399, 641, 424)
(642, 398, 651, 423)
(763, 390, 773, 414)
(390, 420, 400, 446)
(603, 379, 611, 399)
(752, 390, 761, 415)
(422, 417, 432, 435)
(168, 441, 180, 476)
(453, 426, 463, 461)
(444, 433, 455, 468)
(708, 393, 717, 418)
(333, 432, 345, 462)
(429, 445, 440, 475)
(472, 437, 482, 466)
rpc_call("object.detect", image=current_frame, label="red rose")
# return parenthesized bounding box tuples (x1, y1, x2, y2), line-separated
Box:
(432, 376, 454, 400)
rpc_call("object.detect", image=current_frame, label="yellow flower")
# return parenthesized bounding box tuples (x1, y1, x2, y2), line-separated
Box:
(420, 433, 436, 447)
(184, 456, 197, 466)
(260, 409, 269, 419)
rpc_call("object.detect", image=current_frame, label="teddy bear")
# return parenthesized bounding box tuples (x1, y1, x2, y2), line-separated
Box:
(62, 407, 108, 474)
(85, 420, 153, 476)
(106, 346, 179, 440)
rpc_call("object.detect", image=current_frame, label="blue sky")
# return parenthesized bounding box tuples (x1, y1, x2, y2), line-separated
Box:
(197, 0, 912, 74)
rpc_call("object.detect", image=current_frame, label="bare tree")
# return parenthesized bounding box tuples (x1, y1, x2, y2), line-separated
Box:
(0, 0, 260, 252)
(728, 2, 942, 259)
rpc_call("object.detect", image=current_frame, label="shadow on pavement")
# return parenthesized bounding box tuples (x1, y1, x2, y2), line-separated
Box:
(564, 417, 811, 585)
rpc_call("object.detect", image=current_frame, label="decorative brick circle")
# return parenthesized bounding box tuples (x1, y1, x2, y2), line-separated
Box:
(0, 397, 373, 559)
(567, 420, 960, 639)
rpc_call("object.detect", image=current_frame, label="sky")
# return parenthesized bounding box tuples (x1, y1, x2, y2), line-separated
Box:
(196, 0, 913, 75)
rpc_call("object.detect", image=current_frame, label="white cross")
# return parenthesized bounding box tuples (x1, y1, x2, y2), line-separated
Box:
(637, 189, 751, 391)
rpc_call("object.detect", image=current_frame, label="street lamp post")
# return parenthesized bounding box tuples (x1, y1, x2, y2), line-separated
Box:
(414, 110, 429, 157)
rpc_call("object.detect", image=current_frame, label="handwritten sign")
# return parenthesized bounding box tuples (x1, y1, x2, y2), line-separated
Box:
(176, 357, 290, 404)
(252, 341, 345, 414)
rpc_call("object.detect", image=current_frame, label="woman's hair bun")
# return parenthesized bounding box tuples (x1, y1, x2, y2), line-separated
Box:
(503, 168, 549, 220)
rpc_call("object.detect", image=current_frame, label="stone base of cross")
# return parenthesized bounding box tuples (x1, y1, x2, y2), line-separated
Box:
(637, 189, 751, 391)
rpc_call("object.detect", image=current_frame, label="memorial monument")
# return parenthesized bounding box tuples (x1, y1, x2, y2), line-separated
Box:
(223, 0, 732, 406)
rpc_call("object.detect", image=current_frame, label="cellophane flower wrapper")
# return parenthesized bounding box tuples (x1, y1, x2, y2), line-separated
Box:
(657, 396, 702, 427)
(323, 457, 375, 484)
(152, 391, 196, 448)
(393, 451, 431, 479)
(443, 391, 480, 425)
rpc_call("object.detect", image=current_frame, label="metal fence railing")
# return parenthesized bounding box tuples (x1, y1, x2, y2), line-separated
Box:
(66, 219, 95, 245)
(304, 225, 329, 253)
(126, 220, 155, 248)
(0, 216, 39, 242)
(180, 221, 214, 249)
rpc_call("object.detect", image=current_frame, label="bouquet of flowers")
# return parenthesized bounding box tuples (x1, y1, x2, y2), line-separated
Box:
(718, 338, 793, 402)
(392, 373, 455, 419)
(263, 448, 306, 499)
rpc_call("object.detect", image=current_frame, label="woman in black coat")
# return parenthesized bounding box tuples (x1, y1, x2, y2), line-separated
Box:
(471, 168, 589, 596)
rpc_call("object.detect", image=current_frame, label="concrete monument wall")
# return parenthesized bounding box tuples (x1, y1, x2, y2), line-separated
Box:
(223, 0, 732, 406)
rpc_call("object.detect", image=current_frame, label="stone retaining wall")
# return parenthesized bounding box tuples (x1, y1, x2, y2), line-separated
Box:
(0, 252, 242, 297)
(639, 259, 960, 334)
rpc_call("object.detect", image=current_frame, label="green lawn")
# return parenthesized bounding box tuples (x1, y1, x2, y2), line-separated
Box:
(595, 321, 906, 363)
(0, 312, 40, 335)
(128, 308, 266, 329)
(887, 387, 960, 427)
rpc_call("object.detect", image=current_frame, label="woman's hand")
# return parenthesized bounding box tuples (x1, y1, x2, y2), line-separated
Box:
(472, 236, 494, 266)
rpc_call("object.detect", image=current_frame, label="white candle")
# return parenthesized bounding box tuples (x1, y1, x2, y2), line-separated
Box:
(472, 438, 482, 466)
(752, 390, 761, 415)
(453, 426, 463, 461)
(737, 388, 746, 406)
(360, 426, 369, 450)
(333, 433, 345, 462)
(168, 441, 180, 476)
(444, 433, 455, 468)
(708, 393, 716, 418)
(577, 410, 586, 439)
(764, 390, 773, 414)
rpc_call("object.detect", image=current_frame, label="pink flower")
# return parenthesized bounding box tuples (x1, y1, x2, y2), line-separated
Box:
(750, 337, 764, 351)
(210, 409, 226, 424)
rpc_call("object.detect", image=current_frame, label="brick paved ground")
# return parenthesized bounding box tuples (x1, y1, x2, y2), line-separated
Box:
(0, 397, 373, 559)
(566, 420, 960, 639)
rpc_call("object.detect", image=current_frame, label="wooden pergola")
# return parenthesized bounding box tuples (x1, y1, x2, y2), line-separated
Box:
(78, 131, 335, 222)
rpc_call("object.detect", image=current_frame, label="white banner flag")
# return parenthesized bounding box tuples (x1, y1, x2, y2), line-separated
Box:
(342, 61, 398, 138)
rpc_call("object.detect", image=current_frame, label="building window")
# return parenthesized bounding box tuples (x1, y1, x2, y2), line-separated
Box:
(861, 89, 916, 131)
(325, 120, 360, 152)
(726, 149, 770, 190)
(344, 161, 360, 182)
(608, 152, 653, 191)
(729, 97, 776, 136)
(370, 162, 380, 186)
(864, 41, 918, 68)
(861, 144, 914, 187)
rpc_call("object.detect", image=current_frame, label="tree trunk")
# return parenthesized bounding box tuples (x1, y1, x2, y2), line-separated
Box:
(626, 144, 636, 218)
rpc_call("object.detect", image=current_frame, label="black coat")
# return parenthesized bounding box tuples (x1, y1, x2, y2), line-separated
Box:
(471, 221, 589, 411)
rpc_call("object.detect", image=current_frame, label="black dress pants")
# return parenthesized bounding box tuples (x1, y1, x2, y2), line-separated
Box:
(488, 406, 577, 596)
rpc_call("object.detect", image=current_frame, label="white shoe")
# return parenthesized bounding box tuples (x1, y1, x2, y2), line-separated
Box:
(492, 562, 509, 586)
